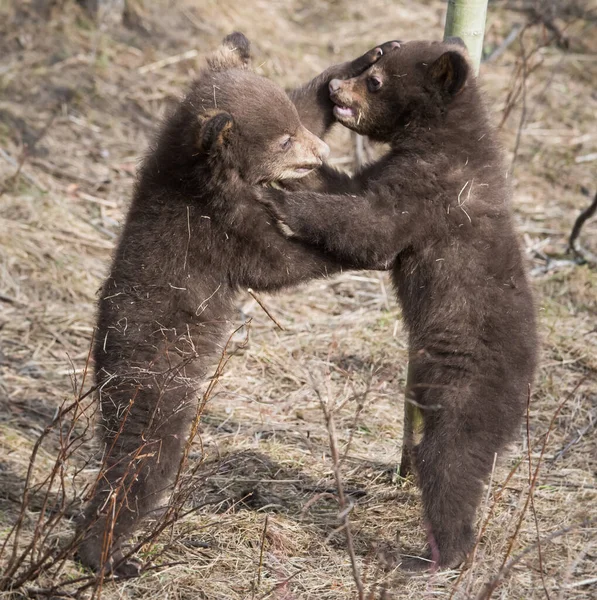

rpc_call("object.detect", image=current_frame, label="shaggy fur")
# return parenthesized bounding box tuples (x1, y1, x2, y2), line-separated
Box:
(76, 32, 392, 575)
(259, 39, 538, 570)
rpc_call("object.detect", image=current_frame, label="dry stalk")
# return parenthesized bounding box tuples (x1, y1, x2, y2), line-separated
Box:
(525, 385, 550, 600)
(0, 108, 57, 196)
(448, 445, 527, 598)
(463, 451, 498, 594)
(251, 514, 269, 598)
(340, 369, 373, 466)
(315, 377, 365, 600)
(247, 288, 285, 331)
(510, 26, 529, 174)
(505, 22, 567, 173)
(568, 191, 597, 265)
(257, 568, 304, 600)
(93, 320, 253, 586)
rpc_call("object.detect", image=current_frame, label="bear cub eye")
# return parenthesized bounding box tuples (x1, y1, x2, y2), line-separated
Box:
(281, 136, 293, 150)
(367, 76, 383, 93)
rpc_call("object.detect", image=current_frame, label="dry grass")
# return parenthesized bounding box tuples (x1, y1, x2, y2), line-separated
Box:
(1, 0, 596, 598)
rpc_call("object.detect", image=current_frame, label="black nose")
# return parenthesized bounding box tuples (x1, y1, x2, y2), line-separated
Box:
(329, 79, 343, 93)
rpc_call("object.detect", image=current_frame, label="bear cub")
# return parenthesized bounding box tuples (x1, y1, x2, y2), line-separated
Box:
(259, 39, 538, 570)
(76, 33, 391, 576)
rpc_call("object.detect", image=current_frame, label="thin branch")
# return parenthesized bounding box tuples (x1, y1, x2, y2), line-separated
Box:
(251, 515, 269, 597)
(247, 288, 285, 331)
(510, 27, 529, 174)
(316, 383, 365, 600)
(568, 191, 597, 265)
(525, 385, 550, 600)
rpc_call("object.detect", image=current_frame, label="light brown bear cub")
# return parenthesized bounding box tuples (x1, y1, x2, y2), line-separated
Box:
(77, 33, 394, 576)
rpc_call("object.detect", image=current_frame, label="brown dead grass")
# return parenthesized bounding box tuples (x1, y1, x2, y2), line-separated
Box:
(0, 0, 596, 598)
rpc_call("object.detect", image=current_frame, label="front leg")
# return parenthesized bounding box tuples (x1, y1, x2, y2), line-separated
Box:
(289, 41, 400, 139)
(260, 187, 409, 270)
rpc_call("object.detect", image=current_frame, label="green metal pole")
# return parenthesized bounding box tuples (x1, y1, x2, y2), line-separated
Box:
(444, 0, 489, 75)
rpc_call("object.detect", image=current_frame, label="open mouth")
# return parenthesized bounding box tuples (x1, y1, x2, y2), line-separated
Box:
(332, 102, 356, 120)
(291, 162, 322, 177)
(263, 164, 321, 186)
(293, 166, 315, 175)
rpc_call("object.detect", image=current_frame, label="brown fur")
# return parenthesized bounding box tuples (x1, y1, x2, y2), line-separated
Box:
(259, 39, 538, 570)
(76, 33, 391, 575)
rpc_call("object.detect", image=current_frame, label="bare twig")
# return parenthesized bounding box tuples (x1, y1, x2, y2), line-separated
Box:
(252, 515, 269, 598)
(464, 451, 498, 594)
(247, 288, 285, 331)
(483, 24, 523, 63)
(0, 148, 47, 194)
(339, 372, 372, 466)
(0, 386, 98, 577)
(258, 568, 304, 600)
(316, 379, 365, 600)
(525, 385, 550, 600)
(498, 20, 570, 133)
(568, 191, 597, 265)
(510, 27, 529, 174)
(138, 49, 199, 74)
(552, 408, 597, 463)
(0, 108, 58, 195)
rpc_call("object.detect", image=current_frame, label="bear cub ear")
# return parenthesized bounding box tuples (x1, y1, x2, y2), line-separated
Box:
(428, 50, 469, 97)
(207, 31, 252, 72)
(222, 32, 251, 64)
(198, 111, 235, 154)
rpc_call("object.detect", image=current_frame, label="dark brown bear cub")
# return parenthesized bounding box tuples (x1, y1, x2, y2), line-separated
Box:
(259, 39, 538, 570)
(76, 33, 390, 575)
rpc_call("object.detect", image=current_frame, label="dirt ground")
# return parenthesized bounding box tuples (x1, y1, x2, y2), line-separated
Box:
(0, 0, 596, 598)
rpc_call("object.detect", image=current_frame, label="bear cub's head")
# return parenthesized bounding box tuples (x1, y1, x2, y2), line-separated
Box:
(328, 39, 472, 143)
(184, 33, 329, 185)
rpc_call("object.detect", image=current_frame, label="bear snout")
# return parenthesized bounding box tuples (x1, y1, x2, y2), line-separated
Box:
(299, 126, 330, 162)
(315, 139, 330, 161)
(329, 79, 343, 93)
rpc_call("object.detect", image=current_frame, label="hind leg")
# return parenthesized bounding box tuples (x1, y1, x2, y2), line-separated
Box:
(77, 383, 195, 575)
(406, 414, 503, 570)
